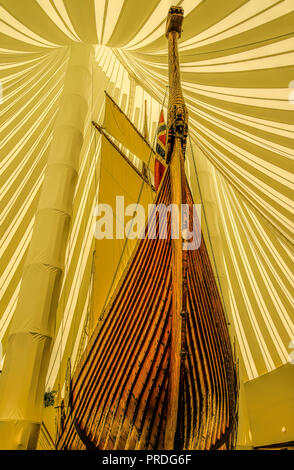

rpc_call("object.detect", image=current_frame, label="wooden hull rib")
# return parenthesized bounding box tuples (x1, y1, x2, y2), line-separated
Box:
(56, 160, 238, 450)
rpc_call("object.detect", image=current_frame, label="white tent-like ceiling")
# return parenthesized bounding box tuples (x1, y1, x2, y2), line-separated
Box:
(0, 0, 293, 449)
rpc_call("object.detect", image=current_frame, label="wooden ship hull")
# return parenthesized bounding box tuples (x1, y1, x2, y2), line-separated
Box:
(56, 6, 238, 450)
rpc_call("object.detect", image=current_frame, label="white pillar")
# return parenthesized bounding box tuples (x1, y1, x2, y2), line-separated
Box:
(0, 43, 94, 449)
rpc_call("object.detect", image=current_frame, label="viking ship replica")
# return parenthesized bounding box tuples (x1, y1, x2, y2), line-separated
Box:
(55, 7, 238, 450)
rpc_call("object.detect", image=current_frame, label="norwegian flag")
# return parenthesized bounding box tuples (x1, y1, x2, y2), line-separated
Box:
(154, 109, 166, 190)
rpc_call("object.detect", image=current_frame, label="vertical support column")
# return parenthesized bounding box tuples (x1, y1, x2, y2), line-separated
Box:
(164, 9, 186, 449)
(127, 74, 136, 121)
(0, 43, 94, 450)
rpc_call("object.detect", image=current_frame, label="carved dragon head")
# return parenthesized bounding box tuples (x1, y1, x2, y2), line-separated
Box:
(166, 6, 184, 37)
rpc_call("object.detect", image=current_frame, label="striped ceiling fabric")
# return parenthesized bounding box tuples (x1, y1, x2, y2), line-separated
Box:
(0, 0, 293, 417)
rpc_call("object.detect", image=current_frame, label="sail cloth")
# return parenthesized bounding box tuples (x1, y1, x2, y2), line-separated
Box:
(91, 135, 153, 331)
(103, 93, 165, 171)
(154, 109, 167, 190)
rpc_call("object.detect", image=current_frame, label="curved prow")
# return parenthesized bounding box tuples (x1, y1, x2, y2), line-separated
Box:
(165, 6, 184, 37)
(165, 6, 188, 163)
